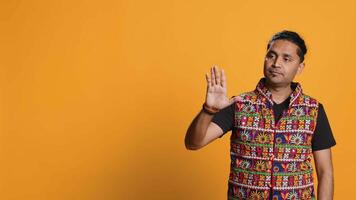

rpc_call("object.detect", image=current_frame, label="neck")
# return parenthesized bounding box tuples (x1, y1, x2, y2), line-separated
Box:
(265, 80, 293, 104)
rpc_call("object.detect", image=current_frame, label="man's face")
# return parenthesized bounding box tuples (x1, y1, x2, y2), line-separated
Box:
(263, 39, 305, 87)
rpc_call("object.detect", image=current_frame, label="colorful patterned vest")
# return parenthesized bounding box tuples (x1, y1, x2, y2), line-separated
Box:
(228, 78, 319, 200)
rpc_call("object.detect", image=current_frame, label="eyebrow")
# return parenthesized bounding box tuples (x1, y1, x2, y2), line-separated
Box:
(267, 50, 293, 58)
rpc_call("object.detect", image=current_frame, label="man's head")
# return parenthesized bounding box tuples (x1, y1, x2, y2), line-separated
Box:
(263, 30, 307, 87)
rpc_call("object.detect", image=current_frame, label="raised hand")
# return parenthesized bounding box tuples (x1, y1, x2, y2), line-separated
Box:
(205, 65, 239, 110)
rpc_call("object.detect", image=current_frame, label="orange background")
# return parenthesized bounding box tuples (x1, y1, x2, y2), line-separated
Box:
(1, 0, 355, 199)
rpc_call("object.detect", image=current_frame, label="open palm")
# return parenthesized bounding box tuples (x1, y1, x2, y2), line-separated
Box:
(205, 65, 239, 110)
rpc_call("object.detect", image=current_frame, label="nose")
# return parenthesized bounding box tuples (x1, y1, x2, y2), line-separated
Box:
(272, 56, 282, 68)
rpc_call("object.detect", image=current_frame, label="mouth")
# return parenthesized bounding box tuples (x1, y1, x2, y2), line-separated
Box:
(269, 70, 282, 76)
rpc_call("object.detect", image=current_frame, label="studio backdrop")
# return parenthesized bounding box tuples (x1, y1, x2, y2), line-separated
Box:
(0, 0, 355, 199)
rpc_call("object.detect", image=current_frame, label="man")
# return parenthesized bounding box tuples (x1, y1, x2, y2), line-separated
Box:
(185, 30, 336, 200)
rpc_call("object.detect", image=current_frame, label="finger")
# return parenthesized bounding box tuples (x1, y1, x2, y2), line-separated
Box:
(228, 96, 237, 105)
(236, 96, 242, 102)
(214, 65, 221, 86)
(205, 73, 211, 88)
(211, 66, 216, 86)
(229, 96, 243, 104)
(221, 68, 226, 88)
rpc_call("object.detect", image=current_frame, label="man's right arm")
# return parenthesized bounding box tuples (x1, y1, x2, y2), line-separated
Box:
(184, 109, 224, 150)
(184, 65, 237, 150)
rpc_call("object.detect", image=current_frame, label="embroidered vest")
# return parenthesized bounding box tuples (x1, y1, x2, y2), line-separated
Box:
(228, 78, 319, 200)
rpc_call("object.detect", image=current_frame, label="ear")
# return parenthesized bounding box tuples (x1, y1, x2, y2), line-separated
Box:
(296, 62, 305, 75)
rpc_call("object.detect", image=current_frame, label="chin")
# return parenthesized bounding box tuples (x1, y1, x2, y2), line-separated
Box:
(266, 76, 284, 85)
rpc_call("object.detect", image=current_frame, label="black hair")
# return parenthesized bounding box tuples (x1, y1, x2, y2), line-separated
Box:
(267, 30, 307, 62)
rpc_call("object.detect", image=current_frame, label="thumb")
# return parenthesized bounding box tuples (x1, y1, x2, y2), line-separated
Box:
(228, 96, 242, 105)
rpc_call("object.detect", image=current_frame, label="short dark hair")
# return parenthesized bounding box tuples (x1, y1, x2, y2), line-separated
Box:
(267, 30, 307, 62)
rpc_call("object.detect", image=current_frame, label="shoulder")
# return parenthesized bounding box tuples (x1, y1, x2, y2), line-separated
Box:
(234, 91, 258, 102)
(230, 91, 260, 111)
(299, 93, 319, 108)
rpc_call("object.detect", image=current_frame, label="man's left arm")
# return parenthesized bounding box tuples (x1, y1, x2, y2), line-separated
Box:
(313, 148, 334, 200)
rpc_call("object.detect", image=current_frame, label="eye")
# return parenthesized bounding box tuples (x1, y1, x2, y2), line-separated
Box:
(266, 53, 275, 59)
(284, 57, 291, 62)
